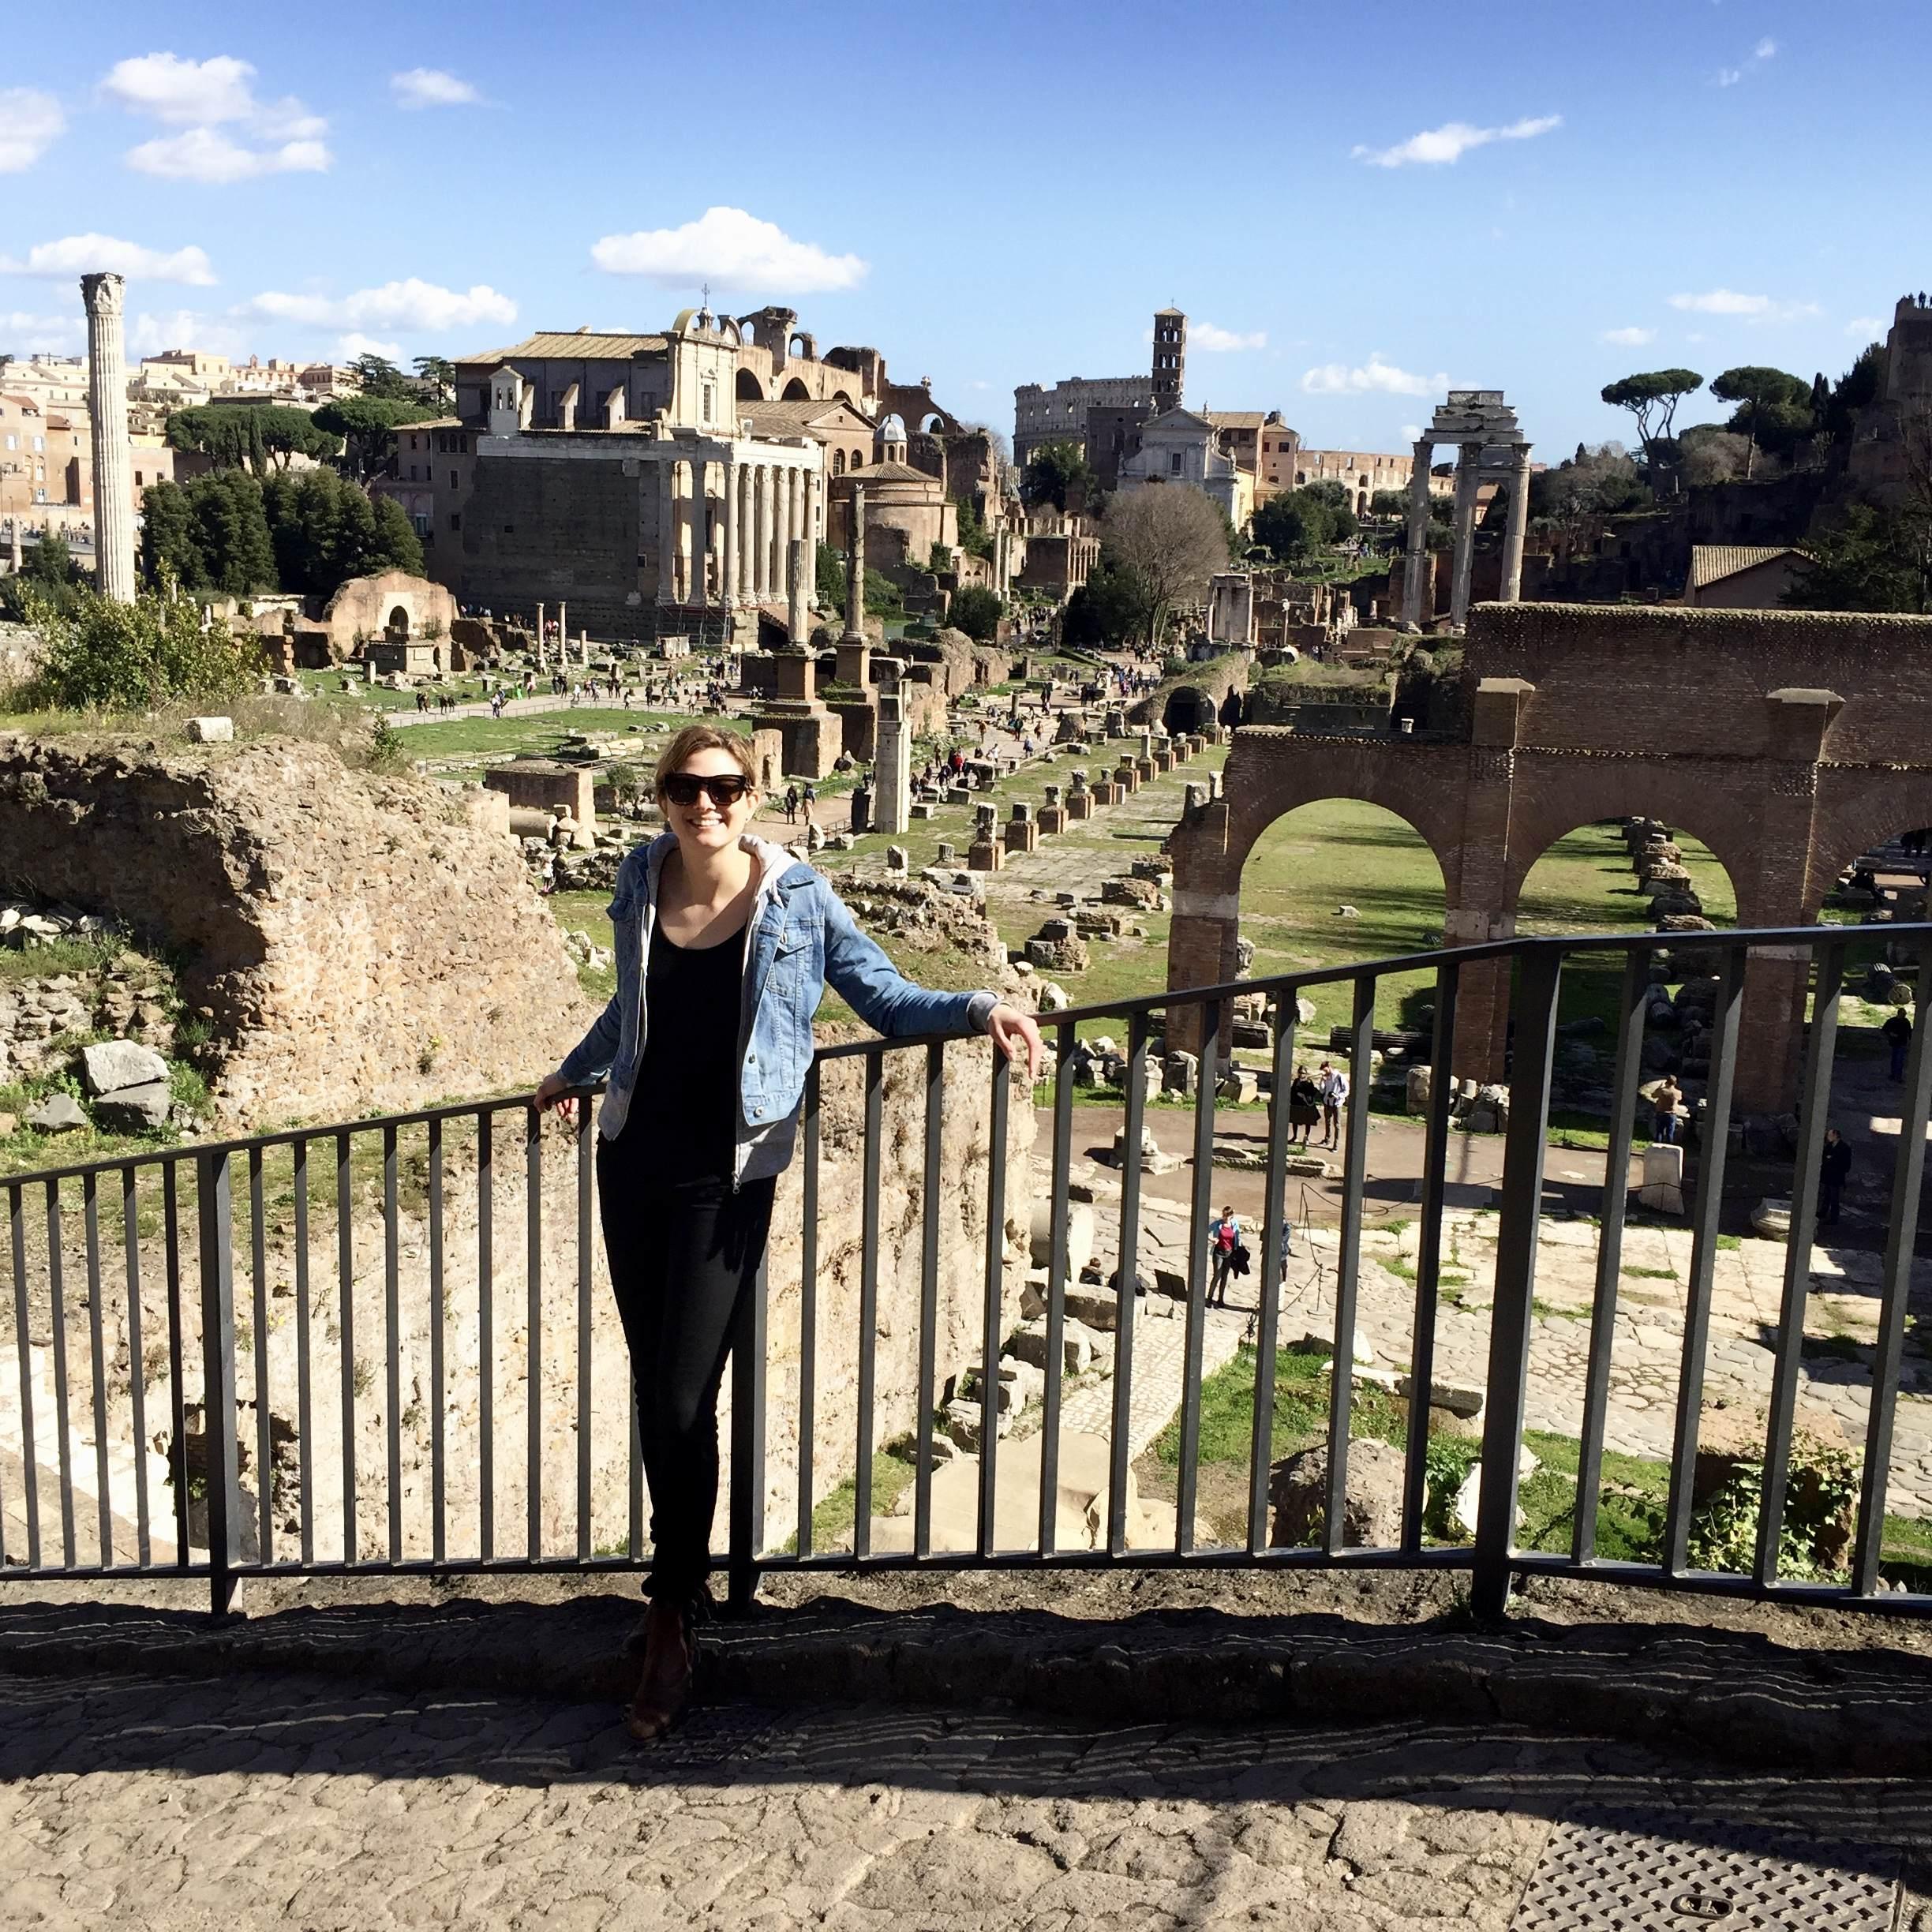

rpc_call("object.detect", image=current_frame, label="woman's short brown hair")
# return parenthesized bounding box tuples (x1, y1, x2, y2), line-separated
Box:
(653, 724, 758, 805)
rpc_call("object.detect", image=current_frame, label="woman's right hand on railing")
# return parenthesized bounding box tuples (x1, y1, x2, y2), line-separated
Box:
(532, 1071, 576, 1122)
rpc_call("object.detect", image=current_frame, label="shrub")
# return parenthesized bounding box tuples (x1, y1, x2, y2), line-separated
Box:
(18, 576, 263, 713)
(947, 585, 1003, 642)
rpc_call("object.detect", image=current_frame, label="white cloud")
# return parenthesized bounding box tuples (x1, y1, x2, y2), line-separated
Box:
(1601, 325, 1657, 346)
(1300, 354, 1446, 398)
(103, 53, 330, 180)
(0, 309, 84, 352)
(1754, 36, 1778, 59)
(1354, 114, 1559, 168)
(1846, 316, 1885, 338)
(1715, 66, 1742, 86)
(128, 308, 248, 358)
(241, 278, 516, 334)
(390, 68, 482, 108)
(0, 89, 65, 172)
(339, 331, 402, 361)
(1192, 322, 1267, 353)
(1399, 423, 1424, 443)
(0, 234, 215, 285)
(1668, 288, 1820, 322)
(591, 206, 866, 294)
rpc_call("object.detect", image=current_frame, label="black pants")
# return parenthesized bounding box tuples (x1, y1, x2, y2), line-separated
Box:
(596, 1136, 777, 1604)
(1820, 1178, 1843, 1225)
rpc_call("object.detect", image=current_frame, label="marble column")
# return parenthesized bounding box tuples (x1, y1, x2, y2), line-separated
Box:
(656, 458, 677, 605)
(556, 601, 567, 666)
(1449, 443, 1482, 628)
(535, 601, 547, 670)
(787, 536, 810, 645)
(765, 466, 781, 599)
(750, 466, 768, 603)
(736, 466, 753, 603)
(803, 470, 821, 605)
(690, 458, 710, 606)
(1500, 446, 1533, 604)
(874, 672, 911, 836)
(1400, 437, 1433, 627)
(721, 462, 739, 608)
(842, 481, 867, 643)
(80, 272, 134, 603)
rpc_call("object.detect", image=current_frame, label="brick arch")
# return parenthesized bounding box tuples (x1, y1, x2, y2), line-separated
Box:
(1805, 771, 1932, 918)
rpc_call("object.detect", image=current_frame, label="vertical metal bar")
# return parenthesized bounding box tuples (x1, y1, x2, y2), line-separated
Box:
(575, 1100, 593, 1563)
(1248, 987, 1298, 1554)
(1037, 1021, 1076, 1556)
(292, 1138, 313, 1567)
(1175, 998, 1220, 1556)
(912, 1047, 940, 1558)
(854, 1047, 884, 1557)
(382, 1125, 402, 1565)
(122, 1166, 150, 1567)
(428, 1120, 445, 1567)
(796, 1065, 821, 1559)
(1324, 977, 1376, 1556)
(477, 1110, 494, 1561)
(976, 1037, 1012, 1559)
(8, 1184, 38, 1570)
(727, 1248, 768, 1613)
(627, 1393, 644, 1561)
(1855, 941, 1932, 1594)
(83, 1172, 111, 1566)
(1663, 944, 1745, 1577)
(45, 1181, 74, 1569)
(1573, 948, 1649, 1563)
(335, 1130, 355, 1566)
(1107, 1011, 1150, 1555)
(1401, 961, 1460, 1551)
(1470, 945, 1563, 1619)
(164, 1166, 189, 1563)
(249, 1147, 271, 1568)
(1755, 943, 1843, 1586)
(525, 1104, 542, 1563)
(197, 1152, 240, 1617)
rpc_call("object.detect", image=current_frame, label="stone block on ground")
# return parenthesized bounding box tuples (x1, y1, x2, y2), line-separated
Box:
(26, 1092, 86, 1133)
(1027, 1200, 1096, 1275)
(186, 717, 234, 743)
(1638, 1142, 1686, 1215)
(92, 1080, 173, 1131)
(1750, 1196, 1792, 1241)
(1396, 1375, 1485, 1421)
(81, 1038, 169, 1096)
(1447, 1446, 1541, 1540)
(1268, 1440, 1406, 1550)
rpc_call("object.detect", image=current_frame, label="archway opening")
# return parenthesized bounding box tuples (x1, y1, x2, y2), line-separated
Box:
(1162, 684, 1216, 736)
(781, 377, 812, 402)
(735, 369, 763, 402)
(1237, 798, 1447, 1042)
(387, 605, 410, 638)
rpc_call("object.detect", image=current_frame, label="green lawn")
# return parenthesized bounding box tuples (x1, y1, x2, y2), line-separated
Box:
(399, 706, 713, 769)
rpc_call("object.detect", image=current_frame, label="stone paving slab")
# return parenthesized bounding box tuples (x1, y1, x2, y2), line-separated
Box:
(2, 1659, 1929, 1930)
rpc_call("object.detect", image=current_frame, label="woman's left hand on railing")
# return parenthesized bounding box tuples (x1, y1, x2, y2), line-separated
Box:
(987, 1003, 1046, 1082)
(532, 1071, 576, 1122)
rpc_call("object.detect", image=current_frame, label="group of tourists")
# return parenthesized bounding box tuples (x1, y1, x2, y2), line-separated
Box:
(1285, 1061, 1349, 1151)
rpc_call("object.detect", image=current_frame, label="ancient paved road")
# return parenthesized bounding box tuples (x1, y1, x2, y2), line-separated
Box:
(3, 1665, 1928, 1930)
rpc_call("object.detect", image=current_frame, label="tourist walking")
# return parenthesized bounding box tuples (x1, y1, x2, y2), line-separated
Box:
(1316, 1060, 1349, 1151)
(1652, 1076, 1683, 1145)
(1286, 1065, 1321, 1150)
(1819, 1127, 1852, 1225)
(1208, 1204, 1241, 1306)
(534, 725, 1041, 1745)
(783, 784, 799, 825)
(1885, 1007, 1913, 1083)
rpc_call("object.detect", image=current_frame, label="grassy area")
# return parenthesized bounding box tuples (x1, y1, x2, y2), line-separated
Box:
(400, 706, 714, 774)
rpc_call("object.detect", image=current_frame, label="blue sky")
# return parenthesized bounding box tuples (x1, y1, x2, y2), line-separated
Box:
(3, 0, 1926, 455)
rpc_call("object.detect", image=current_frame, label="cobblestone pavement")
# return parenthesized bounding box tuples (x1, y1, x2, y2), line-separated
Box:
(4, 1665, 1928, 1930)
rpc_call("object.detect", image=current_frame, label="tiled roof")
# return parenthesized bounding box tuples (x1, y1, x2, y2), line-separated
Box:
(843, 459, 937, 486)
(1687, 544, 1807, 590)
(741, 399, 874, 432)
(1206, 411, 1267, 429)
(461, 331, 668, 363)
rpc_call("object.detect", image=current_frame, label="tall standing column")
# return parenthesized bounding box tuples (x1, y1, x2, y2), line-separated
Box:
(721, 462, 739, 609)
(1400, 437, 1433, 627)
(1500, 445, 1533, 603)
(656, 458, 677, 605)
(842, 481, 867, 643)
(803, 468, 822, 606)
(690, 459, 710, 608)
(556, 601, 567, 668)
(763, 466, 781, 599)
(1449, 443, 1482, 628)
(736, 466, 753, 602)
(787, 536, 810, 645)
(747, 466, 765, 603)
(535, 601, 547, 671)
(80, 272, 134, 603)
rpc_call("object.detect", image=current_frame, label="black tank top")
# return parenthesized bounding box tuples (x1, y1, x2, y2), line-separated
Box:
(628, 920, 747, 1181)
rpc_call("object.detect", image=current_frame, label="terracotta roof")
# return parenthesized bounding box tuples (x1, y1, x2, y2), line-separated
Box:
(1687, 544, 1808, 591)
(844, 459, 938, 486)
(1206, 411, 1268, 429)
(461, 331, 668, 364)
(740, 399, 873, 434)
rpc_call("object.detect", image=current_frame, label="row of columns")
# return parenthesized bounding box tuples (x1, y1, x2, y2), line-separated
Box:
(655, 455, 818, 609)
(1400, 438, 1533, 630)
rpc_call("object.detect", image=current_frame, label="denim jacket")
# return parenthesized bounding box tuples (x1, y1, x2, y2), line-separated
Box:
(556, 833, 996, 1185)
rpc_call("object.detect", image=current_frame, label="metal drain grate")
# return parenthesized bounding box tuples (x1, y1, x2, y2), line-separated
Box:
(1511, 1810, 1900, 1930)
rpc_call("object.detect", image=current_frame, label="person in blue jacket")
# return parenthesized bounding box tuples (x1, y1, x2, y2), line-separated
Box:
(534, 724, 1042, 1742)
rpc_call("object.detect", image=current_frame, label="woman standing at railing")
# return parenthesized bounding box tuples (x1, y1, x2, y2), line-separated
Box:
(534, 724, 1043, 1744)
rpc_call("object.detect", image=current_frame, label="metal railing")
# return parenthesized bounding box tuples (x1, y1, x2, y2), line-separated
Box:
(2, 923, 1929, 1623)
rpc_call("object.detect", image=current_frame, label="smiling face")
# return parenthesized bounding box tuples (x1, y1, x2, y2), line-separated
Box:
(663, 743, 758, 853)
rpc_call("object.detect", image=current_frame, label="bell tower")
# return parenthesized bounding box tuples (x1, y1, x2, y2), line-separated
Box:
(1152, 306, 1186, 414)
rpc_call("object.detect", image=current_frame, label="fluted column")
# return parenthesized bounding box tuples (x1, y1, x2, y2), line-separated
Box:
(535, 601, 547, 669)
(1500, 445, 1533, 603)
(1449, 443, 1481, 628)
(842, 481, 867, 643)
(80, 272, 134, 602)
(656, 457, 677, 605)
(721, 461, 739, 608)
(690, 458, 710, 605)
(761, 466, 779, 602)
(556, 601, 567, 665)
(1400, 437, 1432, 627)
(803, 469, 821, 605)
(736, 466, 752, 602)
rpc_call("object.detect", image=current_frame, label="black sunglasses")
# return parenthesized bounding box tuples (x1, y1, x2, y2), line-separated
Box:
(663, 771, 751, 807)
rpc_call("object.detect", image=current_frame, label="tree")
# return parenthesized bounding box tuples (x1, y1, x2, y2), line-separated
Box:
(1822, 342, 1885, 440)
(1675, 425, 1753, 486)
(947, 585, 1002, 642)
(260, 468, 422, 597)
(413, 355, 456, 412)
(1020, 440, 1096, 512)
(164, 402, 341, 476)
(314, 395, 439, 480)
(953, 492, 995, 560)
(1530, 442, 1649, 529)
(816, 540, 848, 614)
(189, 471, 278, 594)
(1252, 488, 1334, 562)
(1710, 366, 1811, 479)
(1784, 504, 1927, 614)
(1061, 557, 1152, 648)
(348, 353, 422, 402)
(1600, 369, 1704, 474)
(1, 526, 82, 620)
(1368, 489, 1407, 518)
(139, 479, 209, 591)
(19, 575, 263, 712)
(1099, 485, 1228, 646)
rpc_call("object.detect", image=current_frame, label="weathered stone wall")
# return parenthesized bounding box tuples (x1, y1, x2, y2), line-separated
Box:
(0, 738, 593, 1125)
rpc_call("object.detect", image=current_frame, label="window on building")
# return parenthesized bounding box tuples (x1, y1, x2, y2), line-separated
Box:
(1170, 451, 1183, 475)
(450, 513, 461, 531)
(413, 514, 431, 537)
(450, 471, 458, 490)
(702, 383, 714, 424)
